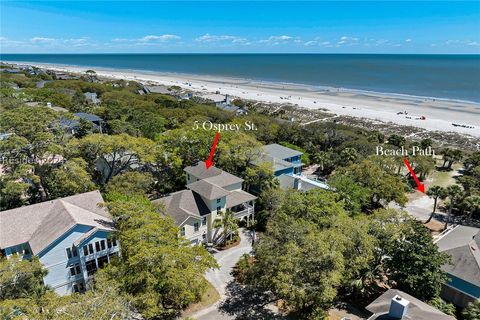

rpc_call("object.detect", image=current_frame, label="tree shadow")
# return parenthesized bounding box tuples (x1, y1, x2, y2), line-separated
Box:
(218, 281, 291, 320)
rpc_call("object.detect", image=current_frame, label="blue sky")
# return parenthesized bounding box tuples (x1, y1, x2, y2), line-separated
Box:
(1, 1, 479, 53)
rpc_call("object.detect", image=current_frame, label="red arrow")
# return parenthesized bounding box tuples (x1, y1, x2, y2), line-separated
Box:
(205, 132, 220, 169)
(403, 158, 425, 193)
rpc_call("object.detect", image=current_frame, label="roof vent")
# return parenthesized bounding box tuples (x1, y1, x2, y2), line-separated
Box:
(389, 295, 410, 319)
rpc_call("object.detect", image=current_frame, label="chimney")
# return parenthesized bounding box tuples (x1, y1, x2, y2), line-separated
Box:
(389, 295, 410, 319)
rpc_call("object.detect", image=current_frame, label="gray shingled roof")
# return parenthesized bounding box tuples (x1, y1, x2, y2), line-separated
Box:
(436, 226, 480, 287)
(225, 190, 257, 209)
(203, 171, 244, 188)
(153, 190, 210, 225)
(366, 289, 455, 320)
(185, 161, 223, 180)
(187, 180, 230, 200)
(263, 143, 303, 160)
(0, 191, 112, 255)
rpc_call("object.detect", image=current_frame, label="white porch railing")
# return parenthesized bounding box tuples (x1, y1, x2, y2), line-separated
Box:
(233, 206, 254, 219)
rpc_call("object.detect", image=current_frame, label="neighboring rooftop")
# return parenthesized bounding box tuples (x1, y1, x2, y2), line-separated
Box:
(144, 85, 171, 94)
(0, 191, 112, 255)
(435, 225, 480, 287)
(366, 289, 456, 320)
(263, 143, 303, 160)
(277, 174, 329, 191)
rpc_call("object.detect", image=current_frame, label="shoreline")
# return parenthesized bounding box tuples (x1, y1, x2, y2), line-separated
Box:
(3, 60, 480, 138)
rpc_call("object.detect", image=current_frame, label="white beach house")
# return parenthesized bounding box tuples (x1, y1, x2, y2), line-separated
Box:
(153, 161, 256, 245)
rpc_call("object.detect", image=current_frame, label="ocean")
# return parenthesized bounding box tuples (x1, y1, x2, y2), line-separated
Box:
(1, 54, 479, 102)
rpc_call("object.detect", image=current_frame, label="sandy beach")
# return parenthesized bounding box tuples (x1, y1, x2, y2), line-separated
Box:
(7, 62, 480, 138)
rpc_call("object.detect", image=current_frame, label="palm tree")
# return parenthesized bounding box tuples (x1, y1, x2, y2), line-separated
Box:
(444, 185, 463, 229)
(448, 149, 463, 170)
(340, 147, 358, 166)
(463, 195, 480, 222)
(425, 186, 446, 223)
(213, 210, 238, 246)
(462, 300, 480, 320)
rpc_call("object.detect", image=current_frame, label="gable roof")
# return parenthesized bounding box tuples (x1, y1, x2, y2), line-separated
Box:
(187, 179, 230, 200)
(435, 226, 480, 287)
(184, 161, 244, 187)
(366, 289, 455, 320)
(203, 171, 244, 187)
(225, 190, 257, 208)
(264, 143, 303, 160)
(153, 190, 210, 225)
(184, 161, 223, 179)
(0, 191, 112, 255)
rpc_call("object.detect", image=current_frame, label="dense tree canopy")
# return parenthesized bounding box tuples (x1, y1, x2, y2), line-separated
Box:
(104, 194, 218, 319)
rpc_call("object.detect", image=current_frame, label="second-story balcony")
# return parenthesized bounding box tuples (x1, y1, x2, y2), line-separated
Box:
(232, 204, 254, 219)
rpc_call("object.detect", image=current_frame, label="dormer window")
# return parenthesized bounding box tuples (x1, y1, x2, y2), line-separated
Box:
(217, 198, 221, 204)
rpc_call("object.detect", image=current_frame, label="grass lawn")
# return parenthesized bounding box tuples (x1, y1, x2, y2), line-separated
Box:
(181, 279, 220, 318)
(427, 159, 462, 188)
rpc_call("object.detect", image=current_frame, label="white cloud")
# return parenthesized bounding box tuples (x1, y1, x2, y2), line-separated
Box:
(444, 39, 480, 47)
(304, 39, 332, 47)
(140, 34, 180, 42)
(30, 37, 57, 43)
(112, 38, 130, 43)
(195, 33, 247, 44)
(258, 35, 294, 45)
(337, 36, 359, 46)
(405, 38, 412, 42)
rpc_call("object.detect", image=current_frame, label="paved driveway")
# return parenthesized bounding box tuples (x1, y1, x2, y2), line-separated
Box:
(191, 229, 289, 320)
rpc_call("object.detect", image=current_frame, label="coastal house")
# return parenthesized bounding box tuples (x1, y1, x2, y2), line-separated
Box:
(434, 225, 480, 307)
(55, 72, 80, 80)
(0, 191, 119, 295)
(261, 143, 329, 191)
(59, 112, 104, 135)
(201, 93, 248, 115)
(142, 85, 171, 95)
(84, 92, 101, 104)
(366, 289, 455, 320)
(153, 161, 256, 245)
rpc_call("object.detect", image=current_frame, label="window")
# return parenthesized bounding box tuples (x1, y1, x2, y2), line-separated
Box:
(194, 222, 199, 232)
(217, 206, 221, 213)
(107, 238, 113, 249)
(66, 247, 78, 259)
(100, 240, 106, 251)
(85, 260, 97, 276)
(187, 174, 190, 180)
(180, 227, 186, 237)
(83, 246, 88, 256)
(97, 256, 109, 269)
(88, 243, 94, 255)
(95, 241, 100, 252)
(216, 198, 221, 204)
(69, 263, 81, 276)
(73, 283, 79, 293)
(202, 217, 207, 226)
